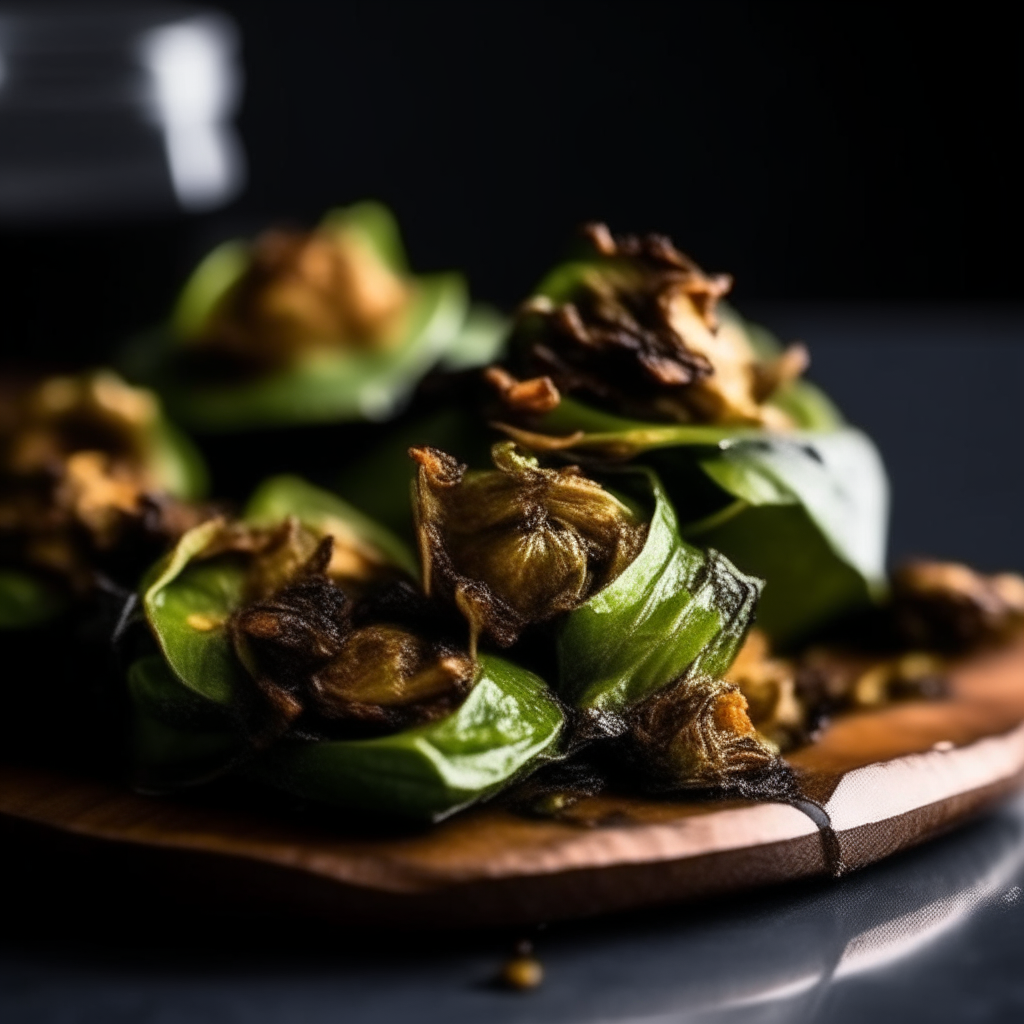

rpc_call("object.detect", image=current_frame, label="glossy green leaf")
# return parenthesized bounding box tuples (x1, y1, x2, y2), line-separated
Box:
(700, 432, 887, 583)
(141, 518, 248, 707)
(0, 569, 65, 630)
(246, 654, 564, 821)
(557, 472, 761, 714)
(684, 430, 889, 644)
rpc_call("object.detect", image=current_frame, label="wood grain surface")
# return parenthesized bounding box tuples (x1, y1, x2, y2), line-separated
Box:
(2, 639, 1024, 928)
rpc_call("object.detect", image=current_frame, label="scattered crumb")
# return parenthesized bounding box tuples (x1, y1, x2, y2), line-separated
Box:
(186, 612, 224, 631)
(498, 939, 543, 990)
(932, 740, 955, 752)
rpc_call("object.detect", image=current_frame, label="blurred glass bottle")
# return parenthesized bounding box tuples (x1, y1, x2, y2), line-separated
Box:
(0, 3, 245, 367)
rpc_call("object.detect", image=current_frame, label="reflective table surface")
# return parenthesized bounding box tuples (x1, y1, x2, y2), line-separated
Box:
(3, 793, 1023, 1023)
(3, 305, 1024, 1023)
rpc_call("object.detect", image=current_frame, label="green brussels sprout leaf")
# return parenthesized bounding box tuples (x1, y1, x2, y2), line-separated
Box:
(246, 654, 564, 821)
(127, 654, 245, 791)
(172, 241, 249, 341)
(141, 518, 249, 708)
(556, 471, 761, 714)
(684, 430, 889, 644)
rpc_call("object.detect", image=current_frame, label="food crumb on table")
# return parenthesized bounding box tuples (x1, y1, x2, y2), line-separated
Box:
(498, 940, 544, 990)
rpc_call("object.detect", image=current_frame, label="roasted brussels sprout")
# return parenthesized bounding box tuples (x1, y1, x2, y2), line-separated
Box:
(487, 226, 888, 645)
(627, 674, 781, 792)
(183, 219, 414, 370)
(131, 476, 564, 818)
(226, 531, 474, 741)
(410, 442, 785, 796)
(127, 202, 505, 430)
(0, 371, 207, 626)
(411, 441, 647, 650)
(504, 223, 808, 428)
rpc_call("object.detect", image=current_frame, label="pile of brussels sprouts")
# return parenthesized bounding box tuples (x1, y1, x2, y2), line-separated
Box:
(12, 208, 984, 823)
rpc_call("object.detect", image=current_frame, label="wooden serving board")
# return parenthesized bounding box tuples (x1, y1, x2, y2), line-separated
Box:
(3, 640, 1024, 929)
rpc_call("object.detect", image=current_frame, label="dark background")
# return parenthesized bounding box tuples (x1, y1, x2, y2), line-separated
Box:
(2, 1, 1022, 362)
(213, 0, 1024, 306)
(1, 1, 1023, 573)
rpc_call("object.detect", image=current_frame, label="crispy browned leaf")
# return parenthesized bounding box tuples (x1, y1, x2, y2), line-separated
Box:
(229, 535, 474, 742)
(509, 224, 807, 426)
(627, 673, 782, 791)
(191, 226, 412, 371)
(410, 441, 647, 652)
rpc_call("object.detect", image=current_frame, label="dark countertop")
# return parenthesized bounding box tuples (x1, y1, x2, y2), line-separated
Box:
(3, 304, 1024, 1023)
(3, 793, 1023, 1023)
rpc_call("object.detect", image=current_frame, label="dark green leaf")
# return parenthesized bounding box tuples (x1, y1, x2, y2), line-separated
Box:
(684, 430, 889, 644)
(0, 569, 65, 630)
(126, 654, 245, 791)
(556, 471, 761, 713)
(246, 654, 564, 821)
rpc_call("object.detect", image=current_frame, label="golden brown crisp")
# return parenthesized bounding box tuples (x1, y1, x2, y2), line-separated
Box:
(410, 441, 647, 652)
(0, 372, 207, 591)
(627, 672, 781, 791)
(506, 224, 808, 427)
(192, 225, 412, 370)
(228, 534, 474, 743)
